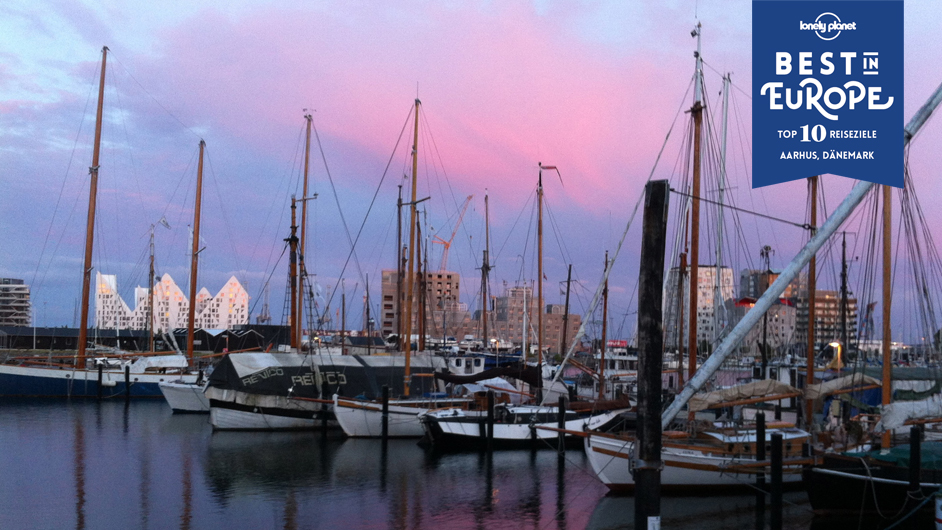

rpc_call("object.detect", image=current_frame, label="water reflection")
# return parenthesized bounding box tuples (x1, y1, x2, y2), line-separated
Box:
(0, 400, 824, 529)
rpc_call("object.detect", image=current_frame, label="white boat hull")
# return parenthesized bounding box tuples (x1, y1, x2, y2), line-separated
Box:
(585, 431, 806, 492)
(158, 381, 209, 413)
(206, 387, 331, 430)
(332, 396, 471, 438)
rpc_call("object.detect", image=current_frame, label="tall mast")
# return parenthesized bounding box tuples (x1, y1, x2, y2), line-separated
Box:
(537, 164, 545, 396)
(403, 99, 420, 397)
(714, 72, 730, 342)
(186, 140, 205, 366)
(840, 232, 849, 350)
(148, 226, 155, 352)
(396, 185, 403, 344)
(77, 46, 108, 367)
(881, 185, 892, 448)
(561, 264, 572, 357)
(298, 114, 312, 351)
(482, 194, 490, 352)
(341, 280, 346, 356)
(687, 23, 704, 389)
(599, 251, 609, 400)
(287, 197, 299, 350)
(417, 221, 426, 352)
(805, 176, 818, 428)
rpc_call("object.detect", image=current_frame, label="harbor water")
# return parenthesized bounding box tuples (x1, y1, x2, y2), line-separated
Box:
(0, 399, 853, 529)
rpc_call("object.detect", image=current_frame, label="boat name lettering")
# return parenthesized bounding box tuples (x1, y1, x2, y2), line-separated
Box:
(320, 371, 347, 385)
(241, 367, 284, 385)
(291, 373, 316, 386)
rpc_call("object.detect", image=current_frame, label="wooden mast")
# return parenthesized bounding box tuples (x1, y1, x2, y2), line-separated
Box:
(482, 194, 490, 352)
(805, 176, 818, 428)
(185, 140, 205, 366)
(287, 197, 299, 350)
(537, 164, 545, 398)
(403, 99, 420, 397)
(599, 251, 609, 400)
(298, 114, 312, 351)
(148, 226, 155, 352)
(881, 185, 892, 448)
(396, 185, 403, 345)
(687, 23, 704, 391)
(77, 46, 108, 367)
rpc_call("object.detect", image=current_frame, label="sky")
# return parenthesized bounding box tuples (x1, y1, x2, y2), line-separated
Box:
(2, 0, 941, 345)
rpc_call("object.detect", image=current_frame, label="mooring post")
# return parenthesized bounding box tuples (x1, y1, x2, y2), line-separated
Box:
(755, 411, 766, 530)
(124, 364, 130, 400)
(381, 385, 389, 440)
(97, 362, 103, 400)
(634, 180, 669, 530)
(909, 424, 922, 495)
(557, 395, 566, 454)
(486, 390, 495, 451)
(770, 432, 783, 530)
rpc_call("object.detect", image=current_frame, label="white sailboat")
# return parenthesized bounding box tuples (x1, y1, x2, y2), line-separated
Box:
(0, 47, 199, 398)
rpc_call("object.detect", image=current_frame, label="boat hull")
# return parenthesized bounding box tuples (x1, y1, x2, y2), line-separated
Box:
(585, 431, 806, 494)
(158, 381, 210, 413)
(333, 396, 475, 438)
(207, 388, 333, 430)
(803, 454, 942, 515)
(422, 407, 630, 450)
(0, 364, 196, 398)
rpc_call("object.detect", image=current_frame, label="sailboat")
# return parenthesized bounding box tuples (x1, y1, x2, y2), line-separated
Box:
(419, 164, 633, 449)
(581, 25, 820, 491)
(801, 81, 942, 516)
(0, 47, 198, 398)
(159, 141, 212, 413)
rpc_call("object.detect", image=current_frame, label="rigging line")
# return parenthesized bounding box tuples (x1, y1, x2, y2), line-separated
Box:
(669, 189, 812, 230)
(543, 73, 693, 405)
(32, 61, 98, 292)
(203, 145, 247, 280)
(320, 101, 414, 317)
(701, 58, 751, 101)
(311, 118, 365, 281)
(108, 53, 201, 141)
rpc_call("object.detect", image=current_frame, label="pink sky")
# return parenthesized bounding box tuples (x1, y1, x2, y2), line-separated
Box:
(2, 1, 941, 344)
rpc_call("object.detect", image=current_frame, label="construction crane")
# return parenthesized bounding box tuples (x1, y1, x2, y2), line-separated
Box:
(433, 194, 473, 272)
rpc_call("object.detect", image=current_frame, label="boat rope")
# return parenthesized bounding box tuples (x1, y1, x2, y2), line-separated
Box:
(669, 188, 812, 230)
(319, 102, 414, 320)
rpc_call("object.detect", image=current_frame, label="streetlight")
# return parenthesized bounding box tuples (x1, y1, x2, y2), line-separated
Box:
(827, 341, 844, 371)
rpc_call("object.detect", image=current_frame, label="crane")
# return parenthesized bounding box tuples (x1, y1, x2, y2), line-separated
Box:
(433, 195, 473, 272)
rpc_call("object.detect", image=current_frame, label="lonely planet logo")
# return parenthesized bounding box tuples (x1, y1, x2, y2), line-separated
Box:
(800, 12, 856, 40)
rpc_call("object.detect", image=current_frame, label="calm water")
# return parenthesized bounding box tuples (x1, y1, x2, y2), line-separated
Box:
(0, 399, 835, 529)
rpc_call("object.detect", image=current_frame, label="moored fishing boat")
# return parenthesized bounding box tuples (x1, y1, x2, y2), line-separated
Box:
(0, 48, 199, 397)
(585, 420, 810, 493)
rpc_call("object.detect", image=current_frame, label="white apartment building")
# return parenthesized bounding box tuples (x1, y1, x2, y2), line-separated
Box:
(96, 272, 248, 331)
(663, 265, 735, 352)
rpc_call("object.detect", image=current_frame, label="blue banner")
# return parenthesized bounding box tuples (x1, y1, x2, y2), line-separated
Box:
(752, 1, 903, 188)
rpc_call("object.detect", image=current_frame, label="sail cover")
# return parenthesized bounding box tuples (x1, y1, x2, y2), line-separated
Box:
(689, 379, 799, 412)
(207, 352, 448, 400)
(875, 394, 942, 432)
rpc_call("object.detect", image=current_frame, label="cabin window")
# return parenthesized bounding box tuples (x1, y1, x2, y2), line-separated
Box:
(474, 359, 482, 367)
(455, 359, 463, 367)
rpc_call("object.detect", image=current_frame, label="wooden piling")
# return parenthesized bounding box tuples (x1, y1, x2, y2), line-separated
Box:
(557, 395, 566, 454)
(755, 411, 766, 530)
(97, 363, 103, 400)
(486, 390, 495, 451)
(910, 425, 922, 495)
(381, 385, 389, 440)
(770, 432, 783, 530)
(124, 365, 130, 400)
(634, 180, 669, 530)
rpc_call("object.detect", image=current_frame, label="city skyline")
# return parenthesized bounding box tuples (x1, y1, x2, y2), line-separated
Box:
(2, 1, 941, 344)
